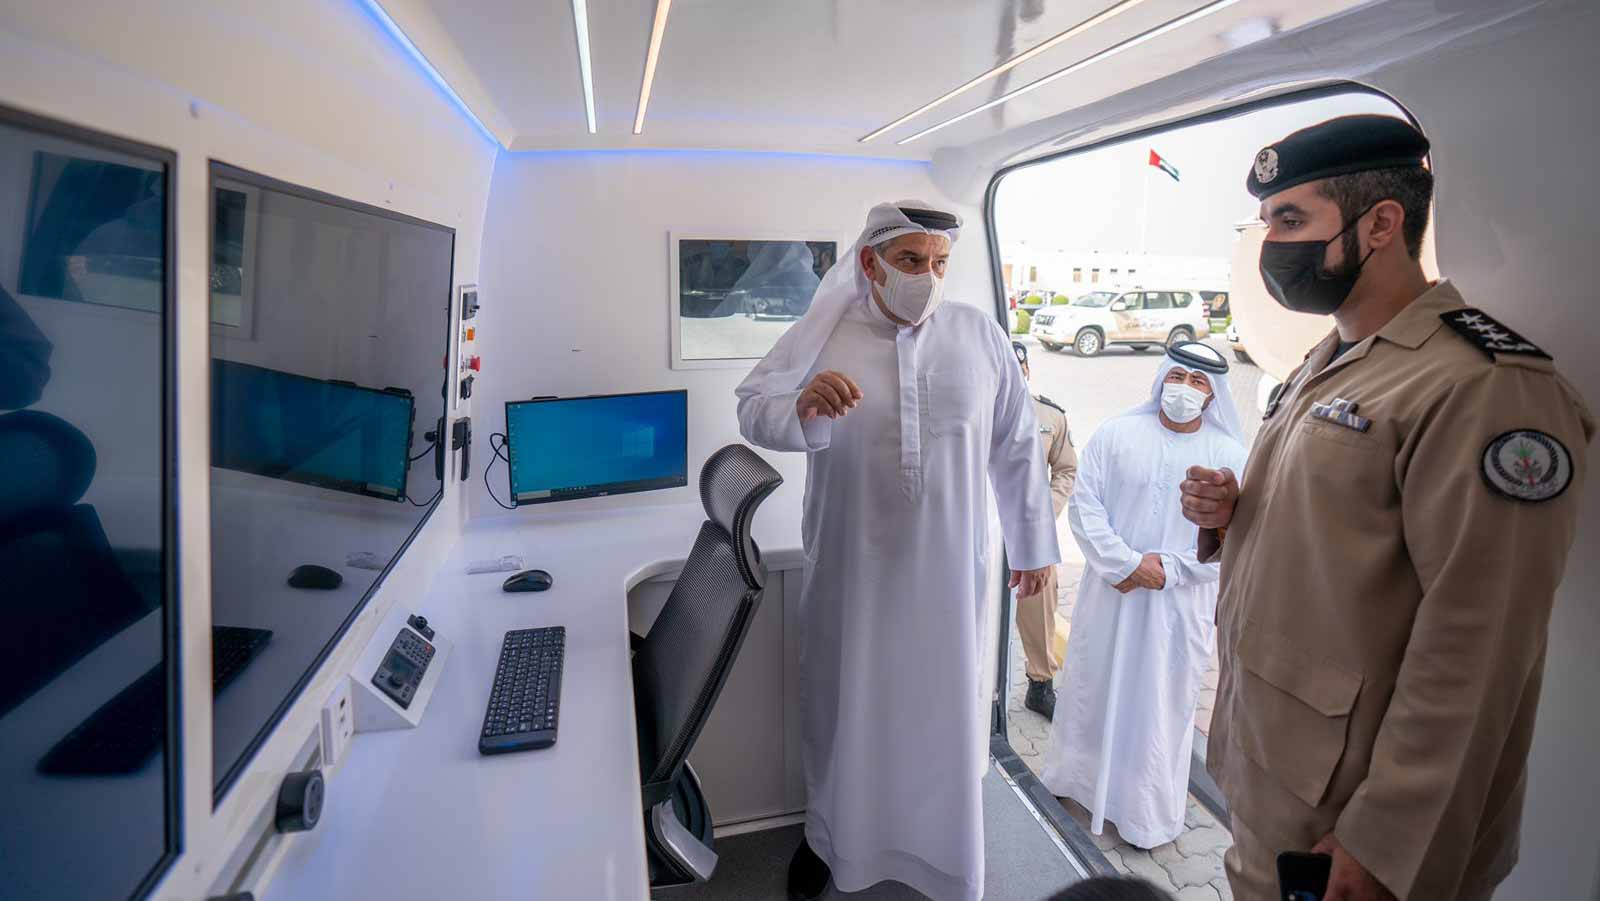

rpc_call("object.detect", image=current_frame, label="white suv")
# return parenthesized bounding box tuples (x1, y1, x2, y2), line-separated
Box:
(1030, 289, 1210, 357)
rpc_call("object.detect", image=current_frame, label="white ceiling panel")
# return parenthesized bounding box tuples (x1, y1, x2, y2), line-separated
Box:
(391, 0, 1392, 157)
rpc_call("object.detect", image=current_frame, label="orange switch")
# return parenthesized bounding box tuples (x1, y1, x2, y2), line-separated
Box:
(465, 327, 476, 341)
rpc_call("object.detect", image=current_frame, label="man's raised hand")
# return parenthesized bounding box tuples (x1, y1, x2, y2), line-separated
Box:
(1180, 466, 1239, 530)
(798, 370, 863, 422)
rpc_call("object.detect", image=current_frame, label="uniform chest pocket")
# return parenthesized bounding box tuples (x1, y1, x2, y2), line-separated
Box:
(923, 369, 989, 437)
(1233, 619, 1364, 809)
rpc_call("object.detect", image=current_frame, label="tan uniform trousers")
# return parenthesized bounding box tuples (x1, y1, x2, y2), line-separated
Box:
(1016, 563, 1059, 683)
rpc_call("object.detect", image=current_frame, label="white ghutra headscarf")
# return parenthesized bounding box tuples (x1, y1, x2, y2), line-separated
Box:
(736, 200, 962, 400)
(1114, 342, 1246, 445)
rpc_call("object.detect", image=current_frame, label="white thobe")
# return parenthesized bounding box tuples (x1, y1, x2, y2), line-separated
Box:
(737, 295, 1059, 901)
(1039, 413, 1246, 849)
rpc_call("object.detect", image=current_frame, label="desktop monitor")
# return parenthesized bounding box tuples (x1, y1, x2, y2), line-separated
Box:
(211, 359, 415, 502)
(505, 390, 689, 506)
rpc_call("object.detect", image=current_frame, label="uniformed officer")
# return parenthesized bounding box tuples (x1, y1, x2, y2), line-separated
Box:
(1012, 340, 1077, 719)
(1179, 115, 1594, 901)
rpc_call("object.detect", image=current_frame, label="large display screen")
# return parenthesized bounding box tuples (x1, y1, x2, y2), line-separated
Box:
(208, 163, 453, 802)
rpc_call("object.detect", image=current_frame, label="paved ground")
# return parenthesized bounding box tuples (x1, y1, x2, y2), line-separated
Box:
(1003, 335, 1259, 899)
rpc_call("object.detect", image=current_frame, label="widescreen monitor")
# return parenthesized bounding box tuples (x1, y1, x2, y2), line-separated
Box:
(505, 390, 688, 506)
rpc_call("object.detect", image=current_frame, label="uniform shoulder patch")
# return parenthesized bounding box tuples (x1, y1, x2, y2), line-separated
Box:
(1035, 394, 1066, 415)
(1441, 308, 1551, 362)
(1482, 429, 1573, 502)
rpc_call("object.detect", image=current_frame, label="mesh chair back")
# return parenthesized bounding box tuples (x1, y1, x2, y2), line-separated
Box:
(634, 445, 781, 801)
(698, 445, 782, 589)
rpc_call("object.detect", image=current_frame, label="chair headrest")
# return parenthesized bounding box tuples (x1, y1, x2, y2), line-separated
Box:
(0, 410, 96, 523)
(699, 445, 781, 540)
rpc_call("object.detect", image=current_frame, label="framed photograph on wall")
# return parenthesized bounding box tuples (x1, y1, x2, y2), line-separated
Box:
(669, 231, 840, 370)
(209, 178, 260, 340)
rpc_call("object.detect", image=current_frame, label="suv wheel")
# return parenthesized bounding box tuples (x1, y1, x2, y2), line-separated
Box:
(1166, 326, 1195, 348)
(1074, 329, 1104, 357)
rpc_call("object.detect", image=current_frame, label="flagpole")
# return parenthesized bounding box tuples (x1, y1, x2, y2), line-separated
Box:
(1139, 156, 1151, 256)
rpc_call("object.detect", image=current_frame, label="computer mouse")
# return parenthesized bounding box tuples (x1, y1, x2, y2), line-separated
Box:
(288, 564, 343, 590)
(502, 569, 553, 593)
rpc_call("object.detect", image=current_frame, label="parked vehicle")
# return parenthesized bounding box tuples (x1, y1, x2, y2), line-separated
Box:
(1029, 289, 1210, 356)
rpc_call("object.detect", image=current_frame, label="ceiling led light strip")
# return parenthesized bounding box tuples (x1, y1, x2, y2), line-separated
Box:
(572, 0, 597, 133)
(858, 0, 1152, 143)
(633, 0, 673, 135)
(896, 0, 1246, 145)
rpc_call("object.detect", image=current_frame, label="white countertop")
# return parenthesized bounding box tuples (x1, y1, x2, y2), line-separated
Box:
(268, 498, 802, 901)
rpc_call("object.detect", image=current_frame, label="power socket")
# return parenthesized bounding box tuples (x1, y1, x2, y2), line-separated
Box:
(320, 679, 355, 770)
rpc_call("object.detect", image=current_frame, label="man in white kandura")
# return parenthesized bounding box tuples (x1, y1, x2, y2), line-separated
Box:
(736, 201, 1061, 901)
(1040, 342, 1247, 850)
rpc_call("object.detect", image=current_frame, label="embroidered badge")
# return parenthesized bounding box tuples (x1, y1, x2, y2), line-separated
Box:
(1440, 309, 1551, 361)
(1310, 397, 1372, 433)
(1254, 147, 1280, 184)
(1481, 429, 1572, 502)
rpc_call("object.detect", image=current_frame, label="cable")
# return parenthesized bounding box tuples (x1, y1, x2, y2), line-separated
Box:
(484, 432, 515, 510)
(409, 439, 435, 463)
(405, 486, 442, 507)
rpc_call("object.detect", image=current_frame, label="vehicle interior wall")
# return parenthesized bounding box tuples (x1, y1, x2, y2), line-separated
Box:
(0, 3, 497, 897)
(962, 2, 1600, 895)
(471, 151, 992, 523)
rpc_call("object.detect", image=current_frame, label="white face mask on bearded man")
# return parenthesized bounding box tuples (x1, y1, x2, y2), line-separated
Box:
(871, 249, 947, 325)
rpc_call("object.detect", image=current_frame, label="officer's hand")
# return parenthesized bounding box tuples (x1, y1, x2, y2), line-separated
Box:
(1181, 466, 1239, 529)
(1314, 834, 1396, 901)
(797, 370, 863, 422)
(1130, 553, 1166, 591)
(1009, 567, 1052, 598)
(1112, 575, 1138, 594)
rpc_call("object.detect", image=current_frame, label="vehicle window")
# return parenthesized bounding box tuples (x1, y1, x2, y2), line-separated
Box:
(1173, 292, 1193, 308)
(1117, 292, 1144, 311)
(1145, 292, 1173, 310)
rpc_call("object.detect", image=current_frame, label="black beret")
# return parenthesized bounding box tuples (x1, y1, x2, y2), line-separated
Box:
(1247, 115, 1430, 199)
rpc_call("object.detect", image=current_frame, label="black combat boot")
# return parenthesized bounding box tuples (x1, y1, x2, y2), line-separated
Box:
(1024, 678, 1057, 720)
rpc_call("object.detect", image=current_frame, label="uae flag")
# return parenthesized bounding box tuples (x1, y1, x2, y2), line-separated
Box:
(1148, 148, 1180, 182)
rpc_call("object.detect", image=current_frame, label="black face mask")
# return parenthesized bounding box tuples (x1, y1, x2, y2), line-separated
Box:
(1258, 204, 1378, 315)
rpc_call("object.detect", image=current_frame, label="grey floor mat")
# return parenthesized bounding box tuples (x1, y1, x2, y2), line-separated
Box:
(659, 764, 1084, 900)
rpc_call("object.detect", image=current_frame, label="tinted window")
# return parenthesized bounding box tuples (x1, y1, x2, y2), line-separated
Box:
(0, 110, 175, 900)
(1145, 291, 1174, 310)
(208, 165, 453, 800)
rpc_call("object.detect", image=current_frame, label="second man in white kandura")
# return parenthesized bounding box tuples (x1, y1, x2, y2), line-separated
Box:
(1040, 342, 1247, 850)
(736, 201, 1060, 901)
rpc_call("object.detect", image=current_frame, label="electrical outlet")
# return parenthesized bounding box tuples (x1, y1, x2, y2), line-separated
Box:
(321, 679, 355, 770)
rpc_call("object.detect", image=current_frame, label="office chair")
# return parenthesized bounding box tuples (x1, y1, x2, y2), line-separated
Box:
(631, 444, 783, 888)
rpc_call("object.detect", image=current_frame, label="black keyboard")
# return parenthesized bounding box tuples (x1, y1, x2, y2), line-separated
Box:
(38, 625, 272, 775)
(478, 626, 565, 755)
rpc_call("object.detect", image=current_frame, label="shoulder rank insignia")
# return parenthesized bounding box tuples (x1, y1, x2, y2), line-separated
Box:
(1482, 429, 1573, 502)
(1440, 308, 1551, 361)
(1035, 394, 1066, 415)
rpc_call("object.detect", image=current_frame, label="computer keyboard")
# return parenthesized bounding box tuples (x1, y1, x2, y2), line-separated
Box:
(478, 626, 565, 755)
(38, 625, 273, 775)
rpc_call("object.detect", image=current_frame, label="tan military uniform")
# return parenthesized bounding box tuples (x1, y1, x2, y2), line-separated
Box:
(1205, 281, 1594, 900)
(1018, 395, 1077, 683)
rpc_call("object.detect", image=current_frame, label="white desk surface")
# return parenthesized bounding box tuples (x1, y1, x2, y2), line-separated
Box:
(269, 498, 801, 901)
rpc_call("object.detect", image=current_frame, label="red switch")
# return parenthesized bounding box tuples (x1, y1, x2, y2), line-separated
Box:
(467, 355, 481, 372)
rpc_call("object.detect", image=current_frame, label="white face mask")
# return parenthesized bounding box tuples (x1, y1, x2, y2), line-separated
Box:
(1160, 382, 1209, 424)
(872, 250, 946, 325)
